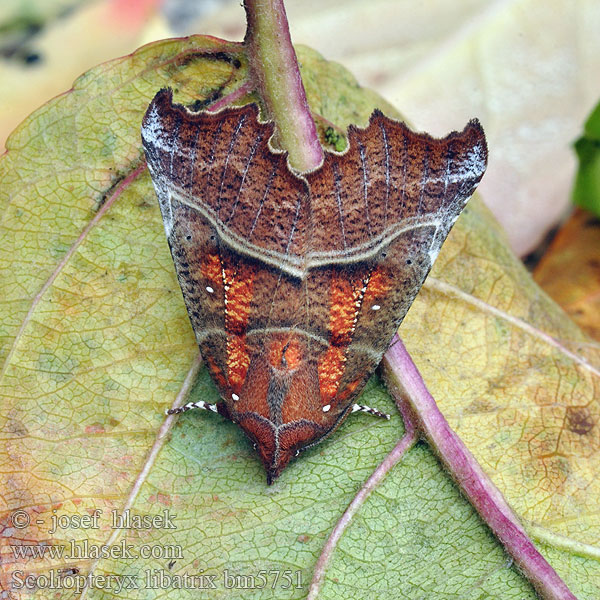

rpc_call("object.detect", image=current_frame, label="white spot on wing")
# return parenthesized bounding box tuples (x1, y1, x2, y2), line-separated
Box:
(322, 404, 331, 412)
(206, 286, 214, 293)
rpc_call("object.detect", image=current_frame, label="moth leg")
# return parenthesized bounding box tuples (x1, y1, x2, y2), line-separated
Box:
(351, 404, 390, 420)
(166, 401, 219, 416)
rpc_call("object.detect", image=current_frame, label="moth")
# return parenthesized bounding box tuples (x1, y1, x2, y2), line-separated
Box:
(141, 89, 487, 483)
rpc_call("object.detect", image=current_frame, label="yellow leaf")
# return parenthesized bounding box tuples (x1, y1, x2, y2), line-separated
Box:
(407, 198, 600, 558)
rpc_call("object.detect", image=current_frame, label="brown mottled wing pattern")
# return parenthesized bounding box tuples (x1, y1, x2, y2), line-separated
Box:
(303, 113, 487, 415)
(142, 89, 487, 458)
(141, 90, 311, 400)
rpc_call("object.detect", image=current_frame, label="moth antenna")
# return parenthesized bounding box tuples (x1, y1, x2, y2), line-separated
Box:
(351, 404, 390, 420)
(166, 401, 219, 415)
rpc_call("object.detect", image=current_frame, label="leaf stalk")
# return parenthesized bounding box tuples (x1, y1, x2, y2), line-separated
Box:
(382, 335, 577, 600)
(243, 0, 323, 172)
(307, 398, 419, 599)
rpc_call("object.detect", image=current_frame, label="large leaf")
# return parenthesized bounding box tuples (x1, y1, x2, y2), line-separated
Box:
(1, 37, 599, 598)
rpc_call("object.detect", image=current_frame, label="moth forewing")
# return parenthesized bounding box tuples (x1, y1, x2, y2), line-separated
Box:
(141, 89, 487, 483)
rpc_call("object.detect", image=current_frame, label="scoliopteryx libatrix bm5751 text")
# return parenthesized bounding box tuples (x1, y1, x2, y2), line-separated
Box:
(141, 89, 487, 483)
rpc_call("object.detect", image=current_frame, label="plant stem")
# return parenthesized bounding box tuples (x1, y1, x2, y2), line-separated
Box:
(307, 398, 419, 599)
(207, 80, 254, 112)
(243, 0, 323, 172)
(382, 335, 577, 600)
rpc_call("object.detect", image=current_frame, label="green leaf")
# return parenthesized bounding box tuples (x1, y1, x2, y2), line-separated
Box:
(1, 37, 598, 599)
(573, 100, 600, 217)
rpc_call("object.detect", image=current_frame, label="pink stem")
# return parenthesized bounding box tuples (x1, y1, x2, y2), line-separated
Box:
(307, 398, 419, 599)
(207, 80, 254, 112)
(243, 0, 323, 171)
(382, 335, 577, 600)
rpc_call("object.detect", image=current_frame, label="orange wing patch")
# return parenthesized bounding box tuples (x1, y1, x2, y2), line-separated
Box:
(318, 271, 367, 403)
(226, 335, 251, 391)
(222, 259, 256, 392)
(362, 268, 389, 308)
(329, 275, 363, 345)
(317, 346, 346, 403)
(337, 378, 362, 402)
(205, 355, 228, 389)
(201, 253, 222, 288)
(318, 267, 391, 405)
(268, 335, 303, 371)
